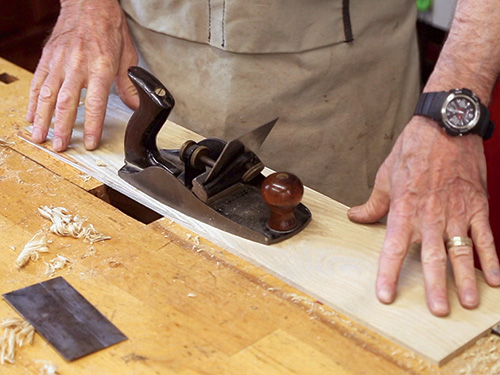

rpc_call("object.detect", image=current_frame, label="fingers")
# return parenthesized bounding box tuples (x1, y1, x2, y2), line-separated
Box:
(52, 78, 83, 151)
(32, 76, 63, 147)
(83, 72, 113, 150)
(445, 195, 479, 309)
(446, 235, 478, 309)
(470, 210, 500, 286)
(421, 231, 449, 316)
(376, 200, 414, 304)
(27, 63, 49, 125)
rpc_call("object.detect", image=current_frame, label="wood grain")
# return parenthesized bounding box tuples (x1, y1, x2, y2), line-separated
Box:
(18, 94, 500, 365)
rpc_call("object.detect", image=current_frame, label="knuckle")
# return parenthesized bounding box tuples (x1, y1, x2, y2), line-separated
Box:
(56, 90, 77, 111)
(91, 57, 116, 77)
(39, 85, 54, 102)
(390, 197, 416, 219)
(381, 240, 407, 261)
(421, 249, 447, 267)
(421, 194, 444, 218)
(84, 94, 107, 112)
(474, 231, 495, 249)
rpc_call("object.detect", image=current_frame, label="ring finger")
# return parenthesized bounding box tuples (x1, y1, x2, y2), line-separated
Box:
(445, 222, 478, 309)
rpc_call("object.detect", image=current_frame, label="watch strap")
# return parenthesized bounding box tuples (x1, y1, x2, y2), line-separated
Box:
(473, 105, 495, 140)
(414, 91, 449, 120)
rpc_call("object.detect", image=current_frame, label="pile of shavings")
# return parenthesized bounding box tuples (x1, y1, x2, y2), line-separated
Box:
(15, 206, 110, 272)
(38, 206, 111, 243)
(0, 317, 34, 364)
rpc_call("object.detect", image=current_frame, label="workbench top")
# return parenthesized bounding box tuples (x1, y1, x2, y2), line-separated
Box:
(0, 57, 498, 375)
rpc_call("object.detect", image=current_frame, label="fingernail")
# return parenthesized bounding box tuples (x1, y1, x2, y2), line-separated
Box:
(377, 286, 394, 303)
(347, 206, 360, 218)
(463, 291, 478, 307)
(53, 137, 63, 152)
(32, 128, 43, 143)
(84, 135, 97, 150)
(490, 268, 500, 285)
(431, 299, 449, 316)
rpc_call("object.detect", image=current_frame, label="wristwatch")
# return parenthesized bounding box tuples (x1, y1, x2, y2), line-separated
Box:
(414, 88, 495, 140)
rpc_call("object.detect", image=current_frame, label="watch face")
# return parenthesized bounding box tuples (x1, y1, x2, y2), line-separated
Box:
(442, 93, 480, 133)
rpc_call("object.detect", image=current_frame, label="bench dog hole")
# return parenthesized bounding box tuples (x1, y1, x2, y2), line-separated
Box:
(90, 185, 162, 224)
(0, 72, 19, 84)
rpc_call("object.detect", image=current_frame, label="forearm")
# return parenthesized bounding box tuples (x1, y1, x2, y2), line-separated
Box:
(425, 0, 500, 104)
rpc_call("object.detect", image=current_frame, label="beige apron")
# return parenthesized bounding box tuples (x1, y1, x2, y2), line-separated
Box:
(121, 0, 420, 206)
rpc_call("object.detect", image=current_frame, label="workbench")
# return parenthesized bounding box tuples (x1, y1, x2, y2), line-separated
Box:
(0, 57, 498, 375)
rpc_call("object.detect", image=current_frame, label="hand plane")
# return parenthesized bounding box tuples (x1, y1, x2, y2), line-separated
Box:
(118, 66, 311, 244)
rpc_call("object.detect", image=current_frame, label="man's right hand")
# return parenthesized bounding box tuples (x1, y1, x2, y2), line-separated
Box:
(26, 0, 139, 152)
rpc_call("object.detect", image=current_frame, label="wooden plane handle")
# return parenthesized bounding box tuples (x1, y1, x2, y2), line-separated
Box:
(261, 172, 304, 232)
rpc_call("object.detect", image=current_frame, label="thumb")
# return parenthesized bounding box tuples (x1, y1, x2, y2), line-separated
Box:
(348, 164, 391, 223)
(115, 70, 139, 110)
(116, 25, 139, 110)
(347, 186, 390, 224)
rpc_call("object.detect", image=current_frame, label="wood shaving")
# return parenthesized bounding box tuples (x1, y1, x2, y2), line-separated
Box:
(95, 159, 107, 167)
(36, 360, 59, 375)
(0, 138, 15, 147)
(0, 317, 35, 364)
(79, 173, 92, 182)
(83, 224, 111, 244)
(38, 206, 110, 243)
(45, 255, 71, 277)
(15, 232, 49, 269)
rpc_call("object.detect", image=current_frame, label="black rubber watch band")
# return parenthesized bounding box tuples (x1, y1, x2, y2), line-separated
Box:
(414, 91, 448, 120)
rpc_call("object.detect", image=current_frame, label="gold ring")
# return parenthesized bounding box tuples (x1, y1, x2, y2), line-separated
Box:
(446, 236, 473, 249)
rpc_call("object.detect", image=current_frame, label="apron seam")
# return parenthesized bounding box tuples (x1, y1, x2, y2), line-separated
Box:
(342, 0, 354, 43)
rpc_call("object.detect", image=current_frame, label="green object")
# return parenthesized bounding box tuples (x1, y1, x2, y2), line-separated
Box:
(417, 0, 432, 12)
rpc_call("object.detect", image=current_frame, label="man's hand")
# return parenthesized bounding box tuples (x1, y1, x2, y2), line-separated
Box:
(26, 0, 139, 152)
(348, 116, 500, 316)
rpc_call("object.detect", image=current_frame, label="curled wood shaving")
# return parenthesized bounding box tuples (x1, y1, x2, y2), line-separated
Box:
(38, 206, 85, 237)
(45, 254, 71, 277)
(15, 232, 49, 269)
(0, 317, 35, 365)
(38, 206, 110, 243)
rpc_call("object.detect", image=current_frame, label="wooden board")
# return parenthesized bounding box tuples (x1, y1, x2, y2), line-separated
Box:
(20, 95, 500, 365)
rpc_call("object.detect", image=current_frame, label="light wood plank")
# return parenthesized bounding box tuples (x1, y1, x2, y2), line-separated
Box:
(18, 95, 500, 365)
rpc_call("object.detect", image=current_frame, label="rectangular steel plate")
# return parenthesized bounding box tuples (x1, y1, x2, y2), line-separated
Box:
(2, 277, 127, 361)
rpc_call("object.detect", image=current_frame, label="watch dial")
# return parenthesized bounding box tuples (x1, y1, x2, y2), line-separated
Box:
(445, 97, 477, 129)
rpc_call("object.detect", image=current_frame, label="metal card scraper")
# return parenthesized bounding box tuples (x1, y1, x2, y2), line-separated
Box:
(2, 277, 127, 361)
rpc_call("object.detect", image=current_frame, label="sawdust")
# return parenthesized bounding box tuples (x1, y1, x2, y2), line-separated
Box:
(15, 232, 49, 269)
(95, 159, 107, 167)
(451, 335, 500, 375)
(0, 317, 35, 364)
